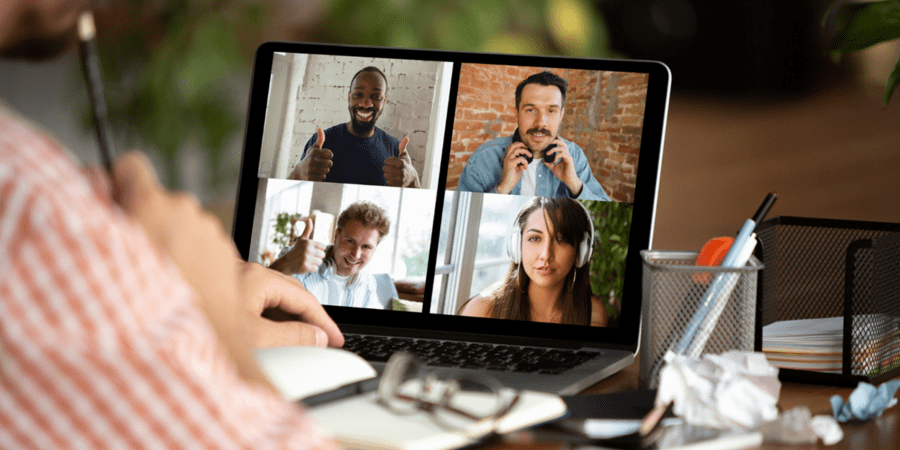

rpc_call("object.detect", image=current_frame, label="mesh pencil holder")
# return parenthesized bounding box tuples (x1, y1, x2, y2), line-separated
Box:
(755, 216, 900, 385)
(639, 250, 763, 389)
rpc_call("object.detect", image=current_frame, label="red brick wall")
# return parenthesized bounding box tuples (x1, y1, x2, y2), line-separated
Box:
(447, 63, 649, 203)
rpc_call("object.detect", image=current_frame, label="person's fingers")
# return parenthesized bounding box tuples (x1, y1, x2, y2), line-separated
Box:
(383, 157, 405, 168)
(300, 216, 314, 240)
(254, 266, 344, 347)
(82, 165, 111, 200)
(314, 127, 325, 149)
(315, 148, 334, 161)
(398, 136, 409, 155)
(111, 151, 161, 212)
(255, 321, 328, 348)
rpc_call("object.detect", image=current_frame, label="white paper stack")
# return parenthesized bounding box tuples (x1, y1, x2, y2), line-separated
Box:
(762, 315, 900, 374)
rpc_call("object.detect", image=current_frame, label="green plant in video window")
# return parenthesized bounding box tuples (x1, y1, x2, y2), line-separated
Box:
(825, 0, 900, 105)
(582, 200, 631, 327)
(271, 212, 304, 250)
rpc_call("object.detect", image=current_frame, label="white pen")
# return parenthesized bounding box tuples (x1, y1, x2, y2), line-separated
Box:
(673, 192, 778, 356)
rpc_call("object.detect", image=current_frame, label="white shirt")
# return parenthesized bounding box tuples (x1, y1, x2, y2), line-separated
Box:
(520, 160, 541, 196)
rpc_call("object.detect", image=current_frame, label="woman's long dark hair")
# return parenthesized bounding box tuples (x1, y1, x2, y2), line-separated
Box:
(490, 197, 593, 326)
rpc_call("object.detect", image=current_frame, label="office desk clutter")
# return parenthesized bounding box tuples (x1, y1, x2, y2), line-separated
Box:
(656, 351, 780, 430)
(655, 350, 844, 446)
(639, 251, 762, 388)
(831, 379, 900, 422)
(640, 193, 777, 388)
(256, 348, 566, 450)
(755, 216, 900, 385)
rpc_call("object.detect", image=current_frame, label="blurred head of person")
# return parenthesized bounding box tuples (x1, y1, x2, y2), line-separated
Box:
(0, 0, 89, 60)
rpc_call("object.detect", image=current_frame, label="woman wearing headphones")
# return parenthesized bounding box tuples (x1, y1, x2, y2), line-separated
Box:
(459, 197, 607, 326)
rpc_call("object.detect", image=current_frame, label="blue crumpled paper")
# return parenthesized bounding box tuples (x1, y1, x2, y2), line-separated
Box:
(831, 379, 900, 422)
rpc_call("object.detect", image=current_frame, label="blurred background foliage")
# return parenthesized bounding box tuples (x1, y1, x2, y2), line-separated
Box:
(825, 0, 900, 105)
(81, 0, 612, 200)
(313, 0, 611, 57)
(583, 200, 632, 327)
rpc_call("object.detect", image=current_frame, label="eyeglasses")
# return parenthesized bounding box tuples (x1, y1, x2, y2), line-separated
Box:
(376, 352, 521, 440)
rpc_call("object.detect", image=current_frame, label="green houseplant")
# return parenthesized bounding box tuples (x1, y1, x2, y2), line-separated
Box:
(583, 200, 632, 327)
(826, 0, 900, 105)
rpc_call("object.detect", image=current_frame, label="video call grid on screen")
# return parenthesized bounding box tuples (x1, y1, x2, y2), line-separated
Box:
(235, 43, 667, 341)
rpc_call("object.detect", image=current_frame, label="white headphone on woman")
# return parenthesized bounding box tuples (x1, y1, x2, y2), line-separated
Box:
(506, 199, 594, 268)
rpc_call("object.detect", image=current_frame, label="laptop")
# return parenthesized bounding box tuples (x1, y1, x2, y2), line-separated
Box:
(233, 42, 671, 395)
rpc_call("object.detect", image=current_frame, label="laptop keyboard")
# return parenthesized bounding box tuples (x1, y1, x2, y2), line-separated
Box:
(343, 334, 602, 375)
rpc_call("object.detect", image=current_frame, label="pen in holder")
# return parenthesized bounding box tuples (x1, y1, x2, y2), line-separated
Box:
(639, 250, 763, 388)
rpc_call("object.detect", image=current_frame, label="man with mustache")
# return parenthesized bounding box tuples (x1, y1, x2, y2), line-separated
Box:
(289, 66, 421, 188)
(457, 71, 610, 201)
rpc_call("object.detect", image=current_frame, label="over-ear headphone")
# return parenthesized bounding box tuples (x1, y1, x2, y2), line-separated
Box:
(506, 199, 594, 268)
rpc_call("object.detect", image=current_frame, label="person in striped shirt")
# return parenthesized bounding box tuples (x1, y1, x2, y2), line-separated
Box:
(1, 2, 343, 448)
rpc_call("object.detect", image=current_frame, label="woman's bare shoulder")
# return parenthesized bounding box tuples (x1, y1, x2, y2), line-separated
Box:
(590, 296, 609, 327)
(458, 294, 496, 318)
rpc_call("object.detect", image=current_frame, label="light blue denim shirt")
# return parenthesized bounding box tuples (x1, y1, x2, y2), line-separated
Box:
(456, 135, 611, 201)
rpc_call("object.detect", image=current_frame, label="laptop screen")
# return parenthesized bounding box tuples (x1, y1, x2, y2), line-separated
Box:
(233, 42, 670, 350)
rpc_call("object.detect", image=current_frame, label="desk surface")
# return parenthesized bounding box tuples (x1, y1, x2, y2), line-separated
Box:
(482, 361, 900, 449)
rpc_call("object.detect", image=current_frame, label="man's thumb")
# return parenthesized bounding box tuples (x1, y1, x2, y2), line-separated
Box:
(314, 127, 325, 149)
(398, 136, 409, 155)
(300, 216, 314, 240)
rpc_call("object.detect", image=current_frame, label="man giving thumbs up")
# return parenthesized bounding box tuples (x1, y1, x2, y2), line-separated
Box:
(289, 66, 420, 188)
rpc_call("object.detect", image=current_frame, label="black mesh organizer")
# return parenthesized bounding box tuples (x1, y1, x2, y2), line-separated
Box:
(755, 216, 900, 385)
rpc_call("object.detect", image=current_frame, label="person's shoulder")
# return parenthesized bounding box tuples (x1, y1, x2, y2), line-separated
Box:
(470, 135, 512, 159)
(458, 293, 496, 318)
(590, 295, 609, 327)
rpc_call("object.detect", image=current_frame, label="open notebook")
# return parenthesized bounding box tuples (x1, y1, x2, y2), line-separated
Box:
(233, 42, 671, 395)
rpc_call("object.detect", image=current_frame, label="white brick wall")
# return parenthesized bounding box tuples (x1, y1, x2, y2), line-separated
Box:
(289, 55, 442, 178)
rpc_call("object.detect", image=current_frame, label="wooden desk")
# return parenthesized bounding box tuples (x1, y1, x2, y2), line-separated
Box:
(482, 361, 900, 449)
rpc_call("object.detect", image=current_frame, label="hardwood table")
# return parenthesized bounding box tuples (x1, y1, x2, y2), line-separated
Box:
(481, 361, 900, 449)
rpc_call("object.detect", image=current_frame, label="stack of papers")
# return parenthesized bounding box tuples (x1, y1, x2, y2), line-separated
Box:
(762, 317, 845, 372)
(762, 316, 900, 375)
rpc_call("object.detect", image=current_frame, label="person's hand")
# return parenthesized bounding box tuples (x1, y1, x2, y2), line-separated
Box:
(545, 138, 583, 197)
(289, 128, 333, 181)
(110, 151, 273, 388)
(240, 262, 344, 348)
(268, 217, 327, 275)
(497, 140, 531, 194)
(383, 136, 420, 187)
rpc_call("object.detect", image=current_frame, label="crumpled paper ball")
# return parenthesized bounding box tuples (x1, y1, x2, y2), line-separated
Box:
(656, 350, 781, 430)
(831, 379, 900, 422)
(758, 406, 843, 446)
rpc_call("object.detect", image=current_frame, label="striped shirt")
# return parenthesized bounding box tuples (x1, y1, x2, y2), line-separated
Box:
(0, 104, 337, 450)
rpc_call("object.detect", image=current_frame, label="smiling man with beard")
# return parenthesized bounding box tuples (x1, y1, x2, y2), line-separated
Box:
(289, 66, 420, 188)
(457, 71, 610, 201)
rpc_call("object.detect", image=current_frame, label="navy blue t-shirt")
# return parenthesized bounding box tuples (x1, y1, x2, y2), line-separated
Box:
(301, 124, 399, 186)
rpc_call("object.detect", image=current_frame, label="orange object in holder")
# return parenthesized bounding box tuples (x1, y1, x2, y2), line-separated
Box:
(693, 237, 734, 283)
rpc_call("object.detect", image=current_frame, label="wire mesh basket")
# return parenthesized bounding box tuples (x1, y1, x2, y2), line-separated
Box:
(756, 216, 900, 385)
(639, 250, 762, 388)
